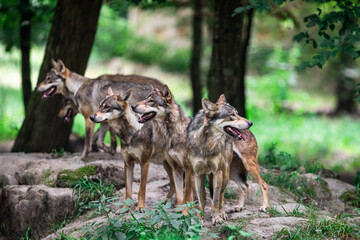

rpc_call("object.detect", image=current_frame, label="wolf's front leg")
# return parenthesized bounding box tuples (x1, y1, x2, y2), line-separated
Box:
(211, 170, 224, 226)
(137, 154, 151, 212)
(81, 118, 95, 159)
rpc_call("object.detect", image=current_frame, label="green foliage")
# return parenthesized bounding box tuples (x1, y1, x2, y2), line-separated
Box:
(293, 0, 360, 69)
(57, 165, 99, 187)
(19, 226, 30, 240)
(281, 204, 305, 217)
(72, 176, 116, 215)
(261, 171, 317, 200)
(261, 143, 323, 173)
(267, 207, 282, 217)
(51, 147, 64, 158)
(0, 0, 56, 51)
(219, 224, 253, 240)
(235, 0, 360, 69)
(275, 215, 360, 239)
(52, 219, 68, 232)
(340, 184, 360, 208)
(82, 200, 216, 239)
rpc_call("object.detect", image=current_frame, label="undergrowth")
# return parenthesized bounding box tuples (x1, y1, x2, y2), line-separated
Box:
(72, 176, 116, 215)
(58, 199, 218, 240)
(275, 214, 360, 239)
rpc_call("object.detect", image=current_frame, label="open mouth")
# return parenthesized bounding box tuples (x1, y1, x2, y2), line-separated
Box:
(64, 108, 73, 123)
(138, 112, 156, 123)
(224, 126, 247, 141)
(42, 86, 56, 99)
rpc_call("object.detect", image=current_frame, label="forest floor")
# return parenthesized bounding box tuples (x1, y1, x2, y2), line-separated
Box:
(0, 152, 359, 239)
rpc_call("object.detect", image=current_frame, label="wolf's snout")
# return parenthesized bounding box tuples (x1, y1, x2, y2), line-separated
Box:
(248, 121, 253, 127)
(90, 114, 96, 122)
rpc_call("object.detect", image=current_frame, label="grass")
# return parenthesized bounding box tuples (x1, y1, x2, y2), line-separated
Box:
(275, 214, 360, 240)
(72, 176, 116, 215)
(218, 224, 253, 240)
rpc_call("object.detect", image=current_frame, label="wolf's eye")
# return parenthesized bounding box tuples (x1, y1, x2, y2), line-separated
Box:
(231, 113, 236, 117)
(148, 99, 154, 103)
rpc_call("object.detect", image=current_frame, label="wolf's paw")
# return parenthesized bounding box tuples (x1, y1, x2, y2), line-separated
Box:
(135, 206, 145, 212)
(234, 205, 245, 212)
(220, 212, 228, 221)
(259, 205, 268, 212)
(212, 215, 225, 226)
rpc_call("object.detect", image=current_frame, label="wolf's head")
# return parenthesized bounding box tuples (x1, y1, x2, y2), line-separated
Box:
(58, 99, 78, 123)
(36, 59, 69, 99)
(132, 84, 173, 123)
(202, 95, 252, 140)
(90, 88, 132, 123)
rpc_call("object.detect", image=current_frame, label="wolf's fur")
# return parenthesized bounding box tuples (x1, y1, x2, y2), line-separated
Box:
(91, 89, 167, 211)
(133, 85, 191, 206)
(36, 59, 163, 159)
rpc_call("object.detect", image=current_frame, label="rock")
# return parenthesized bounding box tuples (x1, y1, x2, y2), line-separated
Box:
(0, 185, 75, 240)
(301, 173, 332, 201)
(246, 217, 307, 239)
(324, 177, 355, 199)
(323, 199, 345, 213)
(88, 162, 125, 188)
(56, 163, 125, 189)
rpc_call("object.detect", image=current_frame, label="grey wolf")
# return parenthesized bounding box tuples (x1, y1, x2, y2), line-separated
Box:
(36, 59, 163, 159)
(133, 85, 192, 207)
(133, 87, 269, 219)
(90, 88, 168, 211)
(187, 95, 253, 225)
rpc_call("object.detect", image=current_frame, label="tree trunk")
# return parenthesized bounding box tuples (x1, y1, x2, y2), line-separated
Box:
(12, 0, 102, 153)
(334, 51, 356, 114)
(19, 0, 32, 112)
(190, 0, 203, 115)
(207, 0, 249, 116)
(238, 9, 254, 117)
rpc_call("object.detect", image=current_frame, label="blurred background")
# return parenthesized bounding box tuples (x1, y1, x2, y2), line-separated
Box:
(0, 0, 359, 179)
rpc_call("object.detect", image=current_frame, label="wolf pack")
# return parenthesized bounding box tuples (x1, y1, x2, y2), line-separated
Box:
(36, 59, 269, 225)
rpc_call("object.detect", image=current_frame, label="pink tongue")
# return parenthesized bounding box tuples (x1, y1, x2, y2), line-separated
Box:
(241, 133, 247, 141)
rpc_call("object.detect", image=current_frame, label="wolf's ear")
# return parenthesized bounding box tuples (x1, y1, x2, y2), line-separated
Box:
(161, 85, 173, 103)
(107, 87, 115, 96)
(202, 98, 217, 112)
(57, 60, 66, 74)
(216, 94, 227, 104)
(118, 90, 132, 102)
(51, 59, 58, 68)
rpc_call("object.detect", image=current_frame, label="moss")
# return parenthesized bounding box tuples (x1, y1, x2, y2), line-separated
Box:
(340, 189, 360, 208)
(57, 165, 98, 187)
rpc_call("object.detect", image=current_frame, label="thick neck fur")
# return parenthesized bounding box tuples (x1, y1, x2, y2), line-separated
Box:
(188, 110, 230, 158)
(108, 108, 142, 145)
(153, 103, 190, 149)
(64, 70, 89, 96)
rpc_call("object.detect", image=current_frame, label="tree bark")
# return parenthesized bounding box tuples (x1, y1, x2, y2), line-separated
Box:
(207, 0, 250, 117)
(12, 0, 102, 153)
(190, 0, 203, 115)
(19, 0, 32, 112)
(334, 51, 356, 114)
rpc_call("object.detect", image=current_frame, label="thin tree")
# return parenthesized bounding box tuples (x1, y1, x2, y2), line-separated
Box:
(12, 0, 103, 153)
(190, 0, 204, 115)
(19, 0, 32, 111)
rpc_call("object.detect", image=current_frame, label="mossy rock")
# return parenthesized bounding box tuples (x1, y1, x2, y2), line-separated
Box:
(56, 165, 99, 187)
(340, 190, 360, 208)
